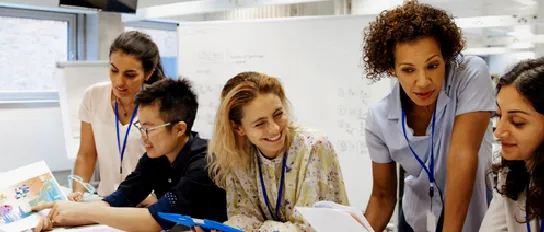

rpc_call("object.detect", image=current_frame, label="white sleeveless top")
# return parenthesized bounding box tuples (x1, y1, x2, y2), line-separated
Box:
(78, 81, 145, 196)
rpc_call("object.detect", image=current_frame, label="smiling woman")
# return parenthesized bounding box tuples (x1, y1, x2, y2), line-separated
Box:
(480, 57, 544, 231)
(206, 71, 350, 231)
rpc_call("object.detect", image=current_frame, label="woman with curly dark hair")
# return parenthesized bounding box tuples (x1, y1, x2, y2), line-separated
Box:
(480, 58, 544, 231)
(361, 1, 495, 232)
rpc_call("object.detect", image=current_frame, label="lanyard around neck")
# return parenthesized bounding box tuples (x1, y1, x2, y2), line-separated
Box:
(256, 151, 287, 221)
(114, 84, 143, 175)
(525, 183, 543, 232)
(114, 100, 139, 175)
(401, 108, 437, 199)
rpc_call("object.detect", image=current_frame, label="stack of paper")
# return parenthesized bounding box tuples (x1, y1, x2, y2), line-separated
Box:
(296, 201, 374, 232)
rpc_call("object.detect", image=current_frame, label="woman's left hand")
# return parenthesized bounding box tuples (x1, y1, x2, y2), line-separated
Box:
(31, 200, 84, 223)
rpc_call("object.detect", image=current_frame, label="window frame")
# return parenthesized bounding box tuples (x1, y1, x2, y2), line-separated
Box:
(0, 7, 78, 103)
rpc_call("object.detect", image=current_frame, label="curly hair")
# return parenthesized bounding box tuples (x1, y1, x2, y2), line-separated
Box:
(362, 1, 466, 81)
(493, 57, 544, 221)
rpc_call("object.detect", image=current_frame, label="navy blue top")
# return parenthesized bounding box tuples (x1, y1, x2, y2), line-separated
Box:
(103, 131, 227, 230)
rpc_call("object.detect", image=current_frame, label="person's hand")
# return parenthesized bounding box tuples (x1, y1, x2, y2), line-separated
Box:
(67, 192, 85, 202)
(191, 226, 219, 232)
(31, 201, 85, 223)
(348, 211, 364, 225)
(32, 217, 54, 232)
(136, 194, 157, 208)
(347, 211, 374, 231)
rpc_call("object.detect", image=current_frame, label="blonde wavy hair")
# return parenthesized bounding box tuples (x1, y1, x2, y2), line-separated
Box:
(207, 71, 296, 188)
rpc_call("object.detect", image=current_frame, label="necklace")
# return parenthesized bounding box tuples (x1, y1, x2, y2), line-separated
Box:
(116, 98, 130, 117)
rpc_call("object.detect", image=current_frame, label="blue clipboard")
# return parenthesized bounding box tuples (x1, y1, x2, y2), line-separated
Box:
(158, 212, 245, 232)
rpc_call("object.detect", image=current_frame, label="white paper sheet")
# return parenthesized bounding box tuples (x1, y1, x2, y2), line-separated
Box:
(51, 224, 123, 231)
(296, 207, 372, 232)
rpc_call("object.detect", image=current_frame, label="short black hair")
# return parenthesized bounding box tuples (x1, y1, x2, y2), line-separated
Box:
(134, 78, 199, 136)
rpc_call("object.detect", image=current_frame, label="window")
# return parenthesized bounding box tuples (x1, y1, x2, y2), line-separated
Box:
(0, 8, 77, 102)
(125, 21, 178, 79)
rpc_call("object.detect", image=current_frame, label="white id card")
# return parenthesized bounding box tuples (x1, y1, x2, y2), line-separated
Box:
(426, 210, 437, 232)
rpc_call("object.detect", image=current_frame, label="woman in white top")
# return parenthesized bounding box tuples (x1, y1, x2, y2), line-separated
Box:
(480, 58, 544, 231)
(72, 31, 166, 198)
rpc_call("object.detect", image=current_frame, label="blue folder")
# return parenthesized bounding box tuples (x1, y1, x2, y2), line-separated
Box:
(158, 212, 245, 232)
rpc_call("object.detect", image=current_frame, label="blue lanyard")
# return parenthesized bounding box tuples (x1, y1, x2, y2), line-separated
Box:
(256, 151, 287, 221)
(114, 99, 139, 175)
(401, 108, 437, 199)
(526, 183, 543, 232)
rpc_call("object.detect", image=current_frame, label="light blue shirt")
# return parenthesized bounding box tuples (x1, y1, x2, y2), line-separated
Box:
(365, 56, 495, 232)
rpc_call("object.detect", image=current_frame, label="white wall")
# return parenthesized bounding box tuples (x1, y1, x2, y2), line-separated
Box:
(488, 52, 536, 76)
(0, 103, 73, 172)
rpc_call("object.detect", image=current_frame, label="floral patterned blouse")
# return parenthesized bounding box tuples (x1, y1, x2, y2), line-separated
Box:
(224, 127, 350, 232)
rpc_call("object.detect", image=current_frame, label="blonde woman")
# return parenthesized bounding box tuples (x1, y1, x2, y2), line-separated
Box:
(205, 72, 349, 232)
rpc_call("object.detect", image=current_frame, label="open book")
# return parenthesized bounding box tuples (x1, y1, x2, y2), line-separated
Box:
(0, 161, 67, 232)
(296, 201, 374, 232)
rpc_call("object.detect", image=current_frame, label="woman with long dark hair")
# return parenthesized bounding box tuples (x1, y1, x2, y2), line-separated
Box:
(480, 57, 544, 231)
(71, 31, 165, 199)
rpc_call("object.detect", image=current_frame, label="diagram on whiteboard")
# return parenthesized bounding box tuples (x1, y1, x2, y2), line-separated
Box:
(191, 82, 223, 139)
(333, 86, 370, 156)
(197, 50, 266, 65)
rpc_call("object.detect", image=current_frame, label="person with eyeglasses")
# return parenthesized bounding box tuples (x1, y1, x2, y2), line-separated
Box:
(31, 78, 227, 232)
(70, 31, 166, 203)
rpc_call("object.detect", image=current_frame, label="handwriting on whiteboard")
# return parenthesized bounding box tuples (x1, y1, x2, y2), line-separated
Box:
(229, 54, 265, 64)
(198, 51, 224, 64)
(335, 140, 367, 156)
(193, 83, 223, 127)
(197, 51, 265, 65)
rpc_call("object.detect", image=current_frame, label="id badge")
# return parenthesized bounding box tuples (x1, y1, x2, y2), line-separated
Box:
(426, 210, 437, 232)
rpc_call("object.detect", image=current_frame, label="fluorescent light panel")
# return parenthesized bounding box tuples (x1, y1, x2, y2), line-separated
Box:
(137, 0, 328, 19)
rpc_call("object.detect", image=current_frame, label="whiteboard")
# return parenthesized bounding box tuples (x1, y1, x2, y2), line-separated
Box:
(178, 15, 394, 211)
(56, 61, 110, 160)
